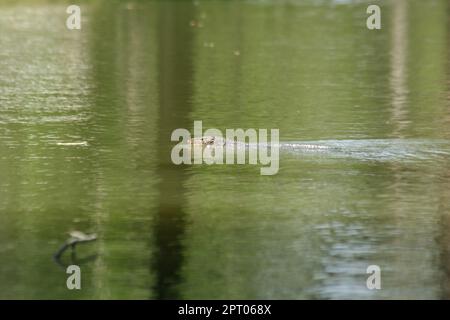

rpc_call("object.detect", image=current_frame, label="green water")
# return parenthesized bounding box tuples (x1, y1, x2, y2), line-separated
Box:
(1, 0, 450, 299)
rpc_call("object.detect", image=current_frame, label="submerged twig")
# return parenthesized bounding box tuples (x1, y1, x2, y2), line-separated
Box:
(54, 231, 97, 260)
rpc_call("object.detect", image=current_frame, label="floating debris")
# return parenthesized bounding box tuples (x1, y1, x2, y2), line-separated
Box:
(56, 141, 88, 147)
(190, 20, 204, 28)
(54, 231, 97, 260)
(234, 50, 241, 56)
(203, 42, 215, 48)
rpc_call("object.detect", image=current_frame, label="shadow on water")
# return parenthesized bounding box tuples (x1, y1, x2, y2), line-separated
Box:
(152, 1, 195, 300)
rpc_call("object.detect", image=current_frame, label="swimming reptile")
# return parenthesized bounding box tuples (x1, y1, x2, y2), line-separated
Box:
(187, 136, 330, 149)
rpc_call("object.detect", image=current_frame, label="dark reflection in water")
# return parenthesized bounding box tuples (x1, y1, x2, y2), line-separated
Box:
(153, 1, 194, 299)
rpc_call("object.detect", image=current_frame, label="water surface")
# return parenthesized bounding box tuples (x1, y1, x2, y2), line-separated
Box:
(1, 0, 450, 299)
